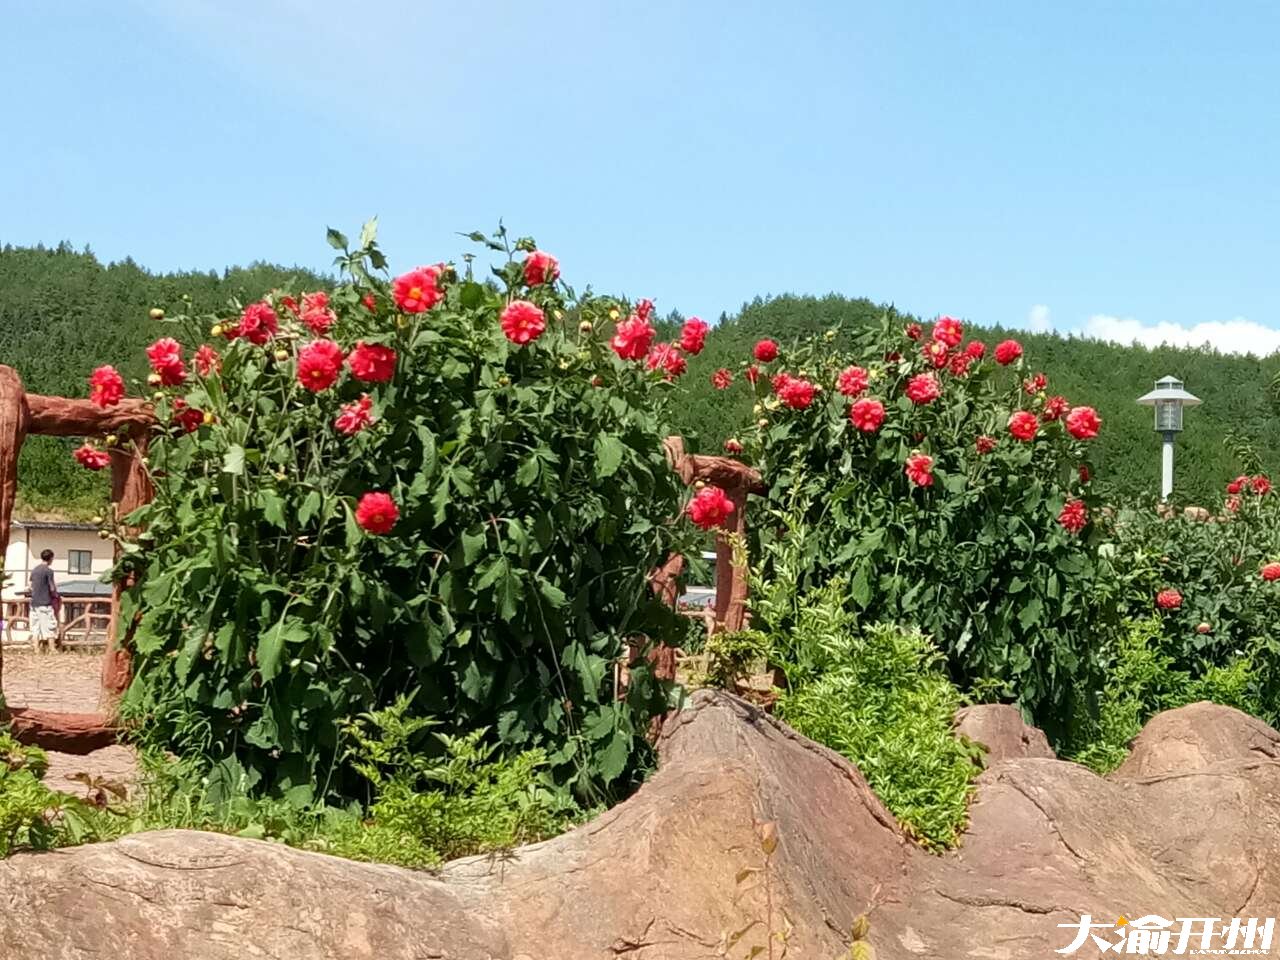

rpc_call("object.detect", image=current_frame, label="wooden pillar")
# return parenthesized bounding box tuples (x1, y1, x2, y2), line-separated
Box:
(0, 366, 31, 692)
(713, 484, 751, 632)
(102, 436, 152, 702)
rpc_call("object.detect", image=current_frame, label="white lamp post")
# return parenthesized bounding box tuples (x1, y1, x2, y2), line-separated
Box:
(1136, 376, 1201, 500)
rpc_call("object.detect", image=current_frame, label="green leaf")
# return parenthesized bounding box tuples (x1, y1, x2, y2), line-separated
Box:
(459, 281, 486, 309)
(298, 490, 322, 526)
(222, 444, 245, 475)
(259, 490, 286, 529)
(257, 619, 309, 682)
(325, 227, 349, 250)
(593, 434, 625, 479)
(597, 728, 631, 782)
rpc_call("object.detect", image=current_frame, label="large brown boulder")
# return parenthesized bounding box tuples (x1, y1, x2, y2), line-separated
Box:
(955, 703, 1056, 761)
(3, 692, 1279, 959)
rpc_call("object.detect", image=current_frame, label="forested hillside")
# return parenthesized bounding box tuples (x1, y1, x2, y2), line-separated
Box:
(0, 243, 327, 515)
(3, 246, 1277, 513)
(659, 294, 1280, 506)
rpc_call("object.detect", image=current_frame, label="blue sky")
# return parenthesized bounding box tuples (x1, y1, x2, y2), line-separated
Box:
(4, 1, 1280, 353)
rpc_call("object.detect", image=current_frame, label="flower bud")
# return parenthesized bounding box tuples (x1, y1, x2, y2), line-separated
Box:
(104, 434, 118, 447)
(590, 375, 604, 388)
(274, 349, 290, 362)
(181, 293, 192, 303)
(151, 391, 164, 402)
(559, 358, 571, 370)
(577, 350, 590, 362)
(146, 372, 162, 387)
(554, 310, 564, 321)
(609, 308, 620, 321)
(149, 307, 165, 320)
(753, 403, 763, 415)
(202, 411, 215, 425)
(396, 315, 408, 329)
(497, 375, 510, 387)
(758, 418, 769, 428)
(694, 480, 706, 490)
(824, 330, 837, 342)
(579, 320, 593, 334)
(91, 515, 103, 525)
(97, 529, 110, 540)
(210, 324, 224, 337)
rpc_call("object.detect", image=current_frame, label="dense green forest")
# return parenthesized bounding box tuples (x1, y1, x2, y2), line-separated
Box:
(658, 294, 1280, 507)
(1, 246, 1276, 514)
(0, 243, 326, 515)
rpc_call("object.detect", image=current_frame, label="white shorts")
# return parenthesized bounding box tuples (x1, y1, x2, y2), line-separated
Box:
(31, 605, 57, 641)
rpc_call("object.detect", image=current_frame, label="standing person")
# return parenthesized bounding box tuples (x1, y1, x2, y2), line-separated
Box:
(29, 549, 59, 652)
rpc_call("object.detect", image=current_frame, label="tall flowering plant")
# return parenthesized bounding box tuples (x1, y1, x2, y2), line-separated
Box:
(730, 315, 1119, 741)
(99, 222, 695, 801)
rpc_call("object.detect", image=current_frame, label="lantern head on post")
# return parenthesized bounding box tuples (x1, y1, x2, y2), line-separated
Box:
(1136, 376, 1201, 500)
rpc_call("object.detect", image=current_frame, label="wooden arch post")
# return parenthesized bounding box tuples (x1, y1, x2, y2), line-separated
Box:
(0, 364, 155, 752)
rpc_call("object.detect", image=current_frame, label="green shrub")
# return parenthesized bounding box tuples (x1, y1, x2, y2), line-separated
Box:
(0, 731, 113, 856)
(1070, 617, 1263, 774)
(112, 222, 694, 804)
(770, 582, 979, 850)
(700, 628, 771, 689)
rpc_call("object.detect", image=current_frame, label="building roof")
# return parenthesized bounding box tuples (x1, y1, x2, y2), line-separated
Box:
(19, 578, 112, 598)
(12, 518, 97, 531)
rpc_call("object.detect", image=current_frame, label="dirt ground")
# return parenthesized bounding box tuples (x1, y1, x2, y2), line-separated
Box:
(2, 649, 139, 798)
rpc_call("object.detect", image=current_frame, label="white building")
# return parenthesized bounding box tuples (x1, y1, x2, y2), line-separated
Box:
(3, 520, 113, 646)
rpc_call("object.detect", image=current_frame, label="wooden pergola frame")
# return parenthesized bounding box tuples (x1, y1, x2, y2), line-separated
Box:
(0, 365, 155, 753)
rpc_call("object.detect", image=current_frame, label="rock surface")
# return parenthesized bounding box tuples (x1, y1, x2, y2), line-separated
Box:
(3, 693, 1280, 959)
(955, 703, 1056, 761)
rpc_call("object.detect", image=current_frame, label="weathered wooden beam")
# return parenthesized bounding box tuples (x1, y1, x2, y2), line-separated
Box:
(26, 394, 155, 437)
(1, 707, 120, 754)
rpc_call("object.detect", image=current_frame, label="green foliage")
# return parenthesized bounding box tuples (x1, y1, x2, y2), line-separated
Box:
(117, 223, 690, 804)
(1070, 617, 1262, 774)
(661, 294, 1280, 507)
(0, 731, 113, 856)
(771, 586, 979, 850)
(0, 242, 328, 516)
(743, 315, 1120, 743)
(701, 628, 770, 688)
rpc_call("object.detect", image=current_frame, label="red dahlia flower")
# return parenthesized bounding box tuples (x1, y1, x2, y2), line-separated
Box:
(297, 339, 345, 392)
(194, 344, 221, 377)
(905, 323, 923, 341)
(522, 250, 560, 287)
(932, 316, 963, 347)
(1155, 588, 1182, 610)
(777, 377, 816, 409)
(73, 443, 111, 470)
(1079, 464, 1091, 484)
(301, 291, 336, 335)
(744, 364, 760, 384)
(1042, 395, 1070, 421)
(753, 339, 779, 362)
(836, 365, 869, 397)
(723, 438, 743, 454)
(634, 298, 655, 322)
(1008, 410, 1039, 441)
(1023, 372, 1048, 395)
(646, 342, 687, 380)
(948, 353, 973, 377)
(232, 301, 279, 345)
(711, 368, 733, 390)
(88, 365, 125, 408)
(1262, 562, 1280, 582)
(1058, 499, 1088, 534)
(905, 373, 941, 405)
(334, 394, 375, 435)
(348, 342, 398, 382)
(679, 318, 709, 355)
(146, 337, 187, 386)
(686, 485, 735, 530)
(610, 314, 656, 360)
(1065, 406, 1102, 440)
(1252, 474, 1272, 496)
(849, 398, 885, 432)
(904, 453, 934, 487)
(964, 340, 986, 359)
(1226, 475, 1247, 495)
(923, 340, 950, 369)
(500, 300, 547, 346)
(392, 265, 445, 313)
(355, 492, 399, 534)
(975, 435, 997, 454)
(994, 339, 1023, 365)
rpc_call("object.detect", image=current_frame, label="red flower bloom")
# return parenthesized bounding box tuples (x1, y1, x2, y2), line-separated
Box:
(975, 435, 997, 454)
(392, 264, 445, 313)
(923, 339, 950, 369)
(1252, 474, 1272, 496)
(1155, 588, 1182, 610)
(770, 372, 792, 394)
(965, 340, 986, 359)
(777, 377, 816, 409)
(1008, 410, 1039, 441)
(744, 364, 761, 384)
(994, 339, 1023, 365)
(73, 443, 111, 470)
(362, 293, 377, 312)
(884, 351, 903, 362)
(711, 368, 733, 390)
(1065, 405, 1102, 440)
(753, 339, 779, 362)
(500, 300, 547, 346)
(905, 373, 941, 405)
(849, 398, 885, 432)
(523, 250, 560, 287)
(194, 344, 221, 377)
(836, 365, 869, 397)
(1058, 498, 1088, 534)
(232, 301, 279, 345)
(723, 438, 743, 454)
(686, 485, 735, 530)
(1042, 395, 1070, 421)
(334, 394, 375, 436)
(301, 291, 336, 335)
(1023, 372, 1048, 395)
(297, 339, 345, 392)
(1078, 464, 1091, 484)
(905, 323, 923, 341)
(1226, 495, 1242, 513)
(1262, 562, 1280, 582)
(146, 337, 188, 386)
(610, 314, 656, 360)
(634, 298, 655, 322)
(348, 342, 398, 383)
(932, 316, 963, 348)
(1196, 622, 1212, 635)
(1226, 475, 1247, 495)
(172, 401, 204, 434)
(645, 342, 687, 380)
(88, 365, 125, 408)
(679, 318, 709, 355)
(280, 295, 299, 314)
(948, 353, 973, 378)
(904, 453, 934, 487)
(355, 492, 399, 534)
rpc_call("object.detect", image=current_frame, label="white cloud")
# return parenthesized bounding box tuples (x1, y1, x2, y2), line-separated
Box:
(1026, 304, 1052, 332)
(1081, 314, 1280, 356)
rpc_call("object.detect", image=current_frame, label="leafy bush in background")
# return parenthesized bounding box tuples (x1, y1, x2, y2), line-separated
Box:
(107, 223, 694, 804)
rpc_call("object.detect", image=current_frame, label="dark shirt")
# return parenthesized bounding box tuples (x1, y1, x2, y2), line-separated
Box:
(30, 564, 56, 607)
